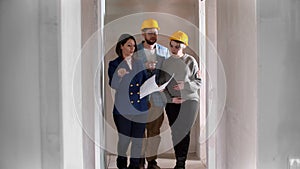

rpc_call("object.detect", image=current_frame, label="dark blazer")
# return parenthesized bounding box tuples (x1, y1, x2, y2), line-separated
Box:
(108, 56, 149, 115)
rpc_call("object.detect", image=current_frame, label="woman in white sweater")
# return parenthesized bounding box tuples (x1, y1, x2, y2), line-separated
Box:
(160, 31, 202, 169)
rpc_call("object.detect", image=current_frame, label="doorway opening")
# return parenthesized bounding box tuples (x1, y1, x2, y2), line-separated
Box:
(63, 0, 226, 168)
(101, 1, 207, 168)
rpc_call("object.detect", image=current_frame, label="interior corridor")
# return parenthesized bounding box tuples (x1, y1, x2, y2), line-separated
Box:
(1, 0, 300, 169)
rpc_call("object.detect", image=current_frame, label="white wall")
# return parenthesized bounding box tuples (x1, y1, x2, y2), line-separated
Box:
(0, 0, 42, 169)
(0, 0, 104, 169)
(61, 0, 84, 168)
(81, 0, 99, 168)
(206, 1, 219, 168)
(39, 0, 61, 168)
(0, 0, 63, 169)
(211, 0, 300, 169)
(211, 0, 258, 169)
(257, 0, 300, 169)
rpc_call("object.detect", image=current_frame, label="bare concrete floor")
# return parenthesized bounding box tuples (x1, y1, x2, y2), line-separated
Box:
(106, 153, 206, 169)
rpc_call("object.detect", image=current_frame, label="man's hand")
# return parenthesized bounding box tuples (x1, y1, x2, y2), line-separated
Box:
(145, 61, 158, 70)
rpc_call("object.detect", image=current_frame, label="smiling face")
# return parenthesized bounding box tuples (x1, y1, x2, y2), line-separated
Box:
(121, 39, 136, 58)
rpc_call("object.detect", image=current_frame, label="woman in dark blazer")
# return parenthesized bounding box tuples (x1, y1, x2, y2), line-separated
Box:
(108, 34, 149, 169)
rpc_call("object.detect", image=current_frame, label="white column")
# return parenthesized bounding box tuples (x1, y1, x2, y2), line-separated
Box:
(39, 0, 61, 168)
(61, 0, 83, 168)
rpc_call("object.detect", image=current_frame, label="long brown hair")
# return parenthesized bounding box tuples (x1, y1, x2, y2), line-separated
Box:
(115, 34, 137, 59)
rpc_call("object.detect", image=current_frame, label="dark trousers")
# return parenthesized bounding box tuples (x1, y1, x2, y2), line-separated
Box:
(142, 97, 164, 162)
(165, 100, 199, 159)
(113, 114, 146, 168)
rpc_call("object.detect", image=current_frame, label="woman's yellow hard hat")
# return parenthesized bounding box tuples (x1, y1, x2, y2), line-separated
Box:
(169, 30, 189, 46)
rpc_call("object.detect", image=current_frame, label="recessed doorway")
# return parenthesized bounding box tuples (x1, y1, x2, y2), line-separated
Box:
(101, 1, 207, 168)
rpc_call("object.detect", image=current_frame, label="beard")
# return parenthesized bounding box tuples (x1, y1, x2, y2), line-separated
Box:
(145, 38, 157, 45)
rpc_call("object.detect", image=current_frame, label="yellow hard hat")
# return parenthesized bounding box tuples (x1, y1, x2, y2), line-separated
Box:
(141, 19, 160, 30)
(169, 30, 189, 46)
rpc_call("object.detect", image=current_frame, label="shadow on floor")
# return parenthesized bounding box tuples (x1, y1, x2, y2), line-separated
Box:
(106, 153, 206, 169)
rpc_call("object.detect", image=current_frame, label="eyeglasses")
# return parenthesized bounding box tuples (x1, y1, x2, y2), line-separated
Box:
(169, 44, 181, 49)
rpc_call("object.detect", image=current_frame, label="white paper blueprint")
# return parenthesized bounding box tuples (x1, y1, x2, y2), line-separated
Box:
(140, 74, 174, 99)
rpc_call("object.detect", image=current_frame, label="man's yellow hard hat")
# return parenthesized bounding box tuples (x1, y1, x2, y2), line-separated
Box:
(141, 19, 160, 30)
(169, 30, 189, 46)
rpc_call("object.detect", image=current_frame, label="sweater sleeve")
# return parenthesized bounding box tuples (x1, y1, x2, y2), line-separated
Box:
(184, 56, 202, 92)
(162, 88, 172, 103)
(159, 64, 173, 103)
